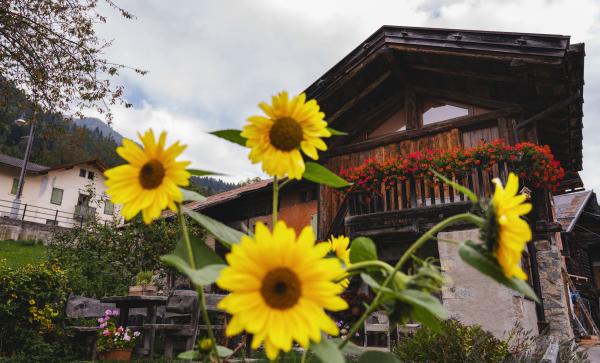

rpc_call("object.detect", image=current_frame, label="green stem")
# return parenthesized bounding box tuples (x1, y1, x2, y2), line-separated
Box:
(178, 205, 221, 363)
(339, 212, 482, 349)
(300, 348, 308, 363)
(272, 176, 279, 225)
(346, 260, 395, 275)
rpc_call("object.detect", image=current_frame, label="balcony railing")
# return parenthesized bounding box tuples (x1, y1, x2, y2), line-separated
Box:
(73, 205, 97, 219)
(347, 163, 509, 217)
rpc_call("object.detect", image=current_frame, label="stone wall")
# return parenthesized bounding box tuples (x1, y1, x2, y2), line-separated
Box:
(438, 229, 539, 339)
(0, 217, 67, 243)
(535, 238, 573, 340)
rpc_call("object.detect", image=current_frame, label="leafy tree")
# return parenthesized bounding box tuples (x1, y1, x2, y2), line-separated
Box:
(0, 0, 145, 122)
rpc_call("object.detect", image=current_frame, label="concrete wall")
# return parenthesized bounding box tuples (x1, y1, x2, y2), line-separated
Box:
(0, 217, 68, 242)
(438, 228, 539, 339)
(1, 163, 121, 227)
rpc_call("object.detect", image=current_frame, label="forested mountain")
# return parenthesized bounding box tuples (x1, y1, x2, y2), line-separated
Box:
(190, 176, 238, 195)
(0, 79, 124, 167)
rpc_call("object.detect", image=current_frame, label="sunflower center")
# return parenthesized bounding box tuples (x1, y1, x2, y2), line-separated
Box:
(139, 159, 165, 189)
(269, 117, 303, 151)
(260, 267, 301, 310)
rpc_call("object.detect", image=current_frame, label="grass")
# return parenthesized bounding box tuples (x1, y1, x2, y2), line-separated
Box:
(0, 240, 47, 268)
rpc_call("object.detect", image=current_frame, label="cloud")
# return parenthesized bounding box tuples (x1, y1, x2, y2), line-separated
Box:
(96, 0, 600, 190)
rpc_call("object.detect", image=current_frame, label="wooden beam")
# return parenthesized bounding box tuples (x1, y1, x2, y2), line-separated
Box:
(413, 85, 517, 110)
(409, 64, 517, 83)
(516, 91, 581, 130)
(326, 70, 392, 124)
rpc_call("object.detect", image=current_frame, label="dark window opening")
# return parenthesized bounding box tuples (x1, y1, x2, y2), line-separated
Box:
(79, 169, 86, 177)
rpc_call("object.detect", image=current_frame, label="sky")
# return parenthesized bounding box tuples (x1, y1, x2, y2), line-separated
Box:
(95, 0, 600, 189)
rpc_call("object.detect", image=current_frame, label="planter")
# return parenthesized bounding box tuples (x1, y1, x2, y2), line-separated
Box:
(98, 349, 132, 362)
(128, 284, 157, 296)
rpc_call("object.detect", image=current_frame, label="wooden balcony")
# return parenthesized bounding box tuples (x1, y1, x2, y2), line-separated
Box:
(344, 163, 511, 237)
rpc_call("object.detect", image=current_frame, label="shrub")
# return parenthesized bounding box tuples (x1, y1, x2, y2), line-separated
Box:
(0, 259, 75, 361)
(48, 216, 204, 298)
(392, 319, 510, 363)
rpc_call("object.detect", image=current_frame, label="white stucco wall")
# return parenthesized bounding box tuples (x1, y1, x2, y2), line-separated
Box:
(438, 229, 539, 339)
(1, 163, 122, 228)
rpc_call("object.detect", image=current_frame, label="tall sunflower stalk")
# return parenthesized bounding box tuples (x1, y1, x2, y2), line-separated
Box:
(104, 91, 539, 362)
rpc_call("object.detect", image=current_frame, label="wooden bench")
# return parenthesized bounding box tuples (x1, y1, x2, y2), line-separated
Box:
(65, 295, 116, 359)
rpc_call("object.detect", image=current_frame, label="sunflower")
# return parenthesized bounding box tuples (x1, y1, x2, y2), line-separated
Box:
(320, 235, 351, 288)
(216, 221, 348, 360)
(242, 91, 331, 180)
(488, 172, 532, 280)
(104, 129, 191, 224)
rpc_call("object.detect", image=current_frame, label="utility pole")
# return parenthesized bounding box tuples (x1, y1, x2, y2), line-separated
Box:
(11, 112, 36, 219)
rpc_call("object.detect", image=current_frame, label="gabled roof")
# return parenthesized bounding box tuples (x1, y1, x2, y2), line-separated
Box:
(0, 153, 107, 174)
(185, 178, 274, 212)
(305, 25, 585, 172)
(0, 153, 49, 173)
(553, 190, 593, 233)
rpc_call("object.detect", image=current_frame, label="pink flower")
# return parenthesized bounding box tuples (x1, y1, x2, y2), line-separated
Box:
(97, 317, 104, 323)
(117, 326, 124, 333)
(102, 329, 110, 336)
(133, 331, 141, 337)
(104, 309, 112, 316)
(99, 322, 107, 329)
(123, 333, 131, 341)
(112, 310, 118, 316)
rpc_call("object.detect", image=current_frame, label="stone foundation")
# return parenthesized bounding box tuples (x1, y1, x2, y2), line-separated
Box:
(438, 229, 539, 339)
(535, 238, 573, 340)
(0, 217, 67, 243)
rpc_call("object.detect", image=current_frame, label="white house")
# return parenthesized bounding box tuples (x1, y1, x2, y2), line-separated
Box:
(0, 153, 121, 227)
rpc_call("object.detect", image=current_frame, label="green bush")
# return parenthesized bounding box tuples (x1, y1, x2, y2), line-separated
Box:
(393, 319, 510, 363)
(0, 259, 76, 361)
(48, 216, 205, 298)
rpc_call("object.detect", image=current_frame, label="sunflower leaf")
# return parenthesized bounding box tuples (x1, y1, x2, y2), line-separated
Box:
(358, 351, 401, 363)
(329, 338, 363, 356)
(180, 188, 207, 202)
(395, 289, 447, 321)
(350, 237, 378, 263)
(326, 127, 348, 136)
(303, 162, 350, 188)
(311, 337, 345, 363)
(430, 169, 478, 204)
(160, 255, 225, 286)
(216, 345, 233, 357)
(183, 207, 245, 246)
(210, 129, 247, 147)
(187, 169, 225, 177)
(173, 235, 224, 268)
(177, 350, 200, 359)
(458, 241, 540, 303)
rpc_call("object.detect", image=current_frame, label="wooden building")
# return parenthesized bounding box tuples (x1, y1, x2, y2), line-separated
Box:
(184, 26, 588, 340)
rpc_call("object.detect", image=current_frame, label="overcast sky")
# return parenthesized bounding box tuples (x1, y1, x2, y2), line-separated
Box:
(95, 0, 600, 189)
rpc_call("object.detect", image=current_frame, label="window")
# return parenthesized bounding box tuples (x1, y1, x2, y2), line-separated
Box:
(421, 100, 469, 126)
(104, 200, 114, 215)
(50, 188, 64, 205)
(368, 109, 407, 139)
(79, 168, 86, 177)
(87, 171, 95, 180)
(10, 178, 18, 195)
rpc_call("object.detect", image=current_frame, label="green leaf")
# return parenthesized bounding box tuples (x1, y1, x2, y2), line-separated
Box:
(173, 236, 225, 269)
(329, 338, 363, 356)
(187, 169, 225, 177)
(210, 129, 247, 147)
(458, 241, 540, 302)
(327, 127, 348, 136)
(310, 337, 345, 363)
(430, 169, 478, 203)
(358, 351, 401, 363)
(303, 162, 350, 188)
(350, 237, 378, 263)
(177, 350, 200, 359)
(184, 207, 245, 246)
(216, 345, 233, 357)
(180, 188, 207, 202)
(161, 255, 225, 286)
(395, 289, 447, 321)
